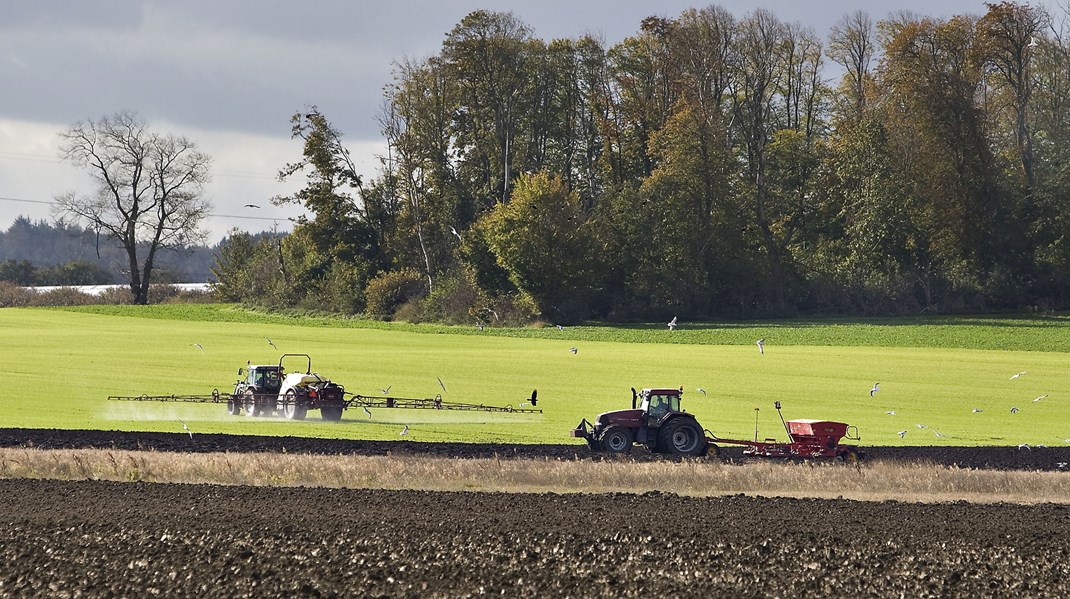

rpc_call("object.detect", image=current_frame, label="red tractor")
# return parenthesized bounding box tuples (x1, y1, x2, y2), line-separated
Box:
(571, 387, 708, 456)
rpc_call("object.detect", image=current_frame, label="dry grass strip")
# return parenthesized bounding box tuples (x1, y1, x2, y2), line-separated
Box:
(2, 447, 1068, 504)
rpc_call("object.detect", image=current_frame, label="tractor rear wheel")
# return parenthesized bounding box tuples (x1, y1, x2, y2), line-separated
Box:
(658, 418, 706, 456)
(282, 390, 307, 421)
(599, 426, 633, 454)
(320, 406, 343, 421)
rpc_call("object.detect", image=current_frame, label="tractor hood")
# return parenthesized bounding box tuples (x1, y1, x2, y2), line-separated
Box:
(595, 409, 644, 428)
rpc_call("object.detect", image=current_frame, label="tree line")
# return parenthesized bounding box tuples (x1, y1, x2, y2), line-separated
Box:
(212, 3, 1070, 322)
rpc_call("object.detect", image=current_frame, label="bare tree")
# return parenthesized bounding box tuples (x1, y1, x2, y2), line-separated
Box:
(53, 111, 211, 304)
(828, 11, 875, 119)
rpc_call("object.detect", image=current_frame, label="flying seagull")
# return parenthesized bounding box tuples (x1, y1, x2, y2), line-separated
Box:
(362, 406, 372, 419)
(972, 408, 983, 413)
(1033, 395, 1049, 403)
(400, 425, 409, 436)
(697, 388, 707, 396)
(179, 420, 193, 440)
(244, 204, 260, 208)
(1011, 406, 1020, 414)
(897, 430, 907, 438)
(885, 411, 896, 415)
(915, 423, 927, 429)
(381, 385, 391, 395)
(1029, 36, 1039, 48)
(1017, 443, 1031, 450)
(870, 383, 880, 397)
(667, 316, 678, 331)
(437, 377, 447, 393)
(1059, 462, 1068, 469)
(449, 226, 462, 241)
(934, 431, 946, 438)
(1011, 371, 1027, 380)
(265, 337, 277, 350)
(756, 338, 765, 354)
(569, 347, 578, 354)
(192, 343, 204, 354)
(556, 324, 565, 331)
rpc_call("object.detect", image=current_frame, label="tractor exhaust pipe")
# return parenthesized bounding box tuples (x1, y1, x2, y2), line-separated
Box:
(775, 401, 791, 437)
(631, 387, 637, 410)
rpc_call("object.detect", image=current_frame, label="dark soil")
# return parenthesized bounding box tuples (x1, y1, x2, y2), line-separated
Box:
(3, 429, 1070, 597)
(2, 479, 1069, 598)
(3, 427, 1070, 470)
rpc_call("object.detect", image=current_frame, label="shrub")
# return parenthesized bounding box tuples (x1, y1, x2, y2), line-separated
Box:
(364, 268, 428, 318)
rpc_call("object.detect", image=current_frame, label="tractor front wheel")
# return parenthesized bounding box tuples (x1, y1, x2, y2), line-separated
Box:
(227, 397, 242, 416)
(658, 418, 706, 456)
(599, 426, 634, 454)
(244, 390, 258, 417)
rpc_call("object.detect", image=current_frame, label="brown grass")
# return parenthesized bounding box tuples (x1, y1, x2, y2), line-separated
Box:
(1, 448, 1068, 504)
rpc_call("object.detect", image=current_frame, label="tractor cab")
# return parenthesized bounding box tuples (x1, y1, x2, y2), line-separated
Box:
(639, 389, 682, 426)
(240, 365, 282, 393)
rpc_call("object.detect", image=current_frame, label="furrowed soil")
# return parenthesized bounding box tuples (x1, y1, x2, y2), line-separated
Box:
(2, 429, 1070, 597)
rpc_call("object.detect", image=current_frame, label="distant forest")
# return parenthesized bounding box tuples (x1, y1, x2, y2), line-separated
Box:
(0, 217, 217, 285)
(211, 3, 1070, 323)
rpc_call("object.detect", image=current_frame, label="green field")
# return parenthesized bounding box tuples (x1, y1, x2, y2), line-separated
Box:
(3, 304, 1069, 447)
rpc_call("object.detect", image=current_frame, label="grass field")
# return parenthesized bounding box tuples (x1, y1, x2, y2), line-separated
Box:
(3, 304, 1069, 447)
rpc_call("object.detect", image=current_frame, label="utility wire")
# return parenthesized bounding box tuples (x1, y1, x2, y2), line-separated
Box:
(0, 195, 292, 221)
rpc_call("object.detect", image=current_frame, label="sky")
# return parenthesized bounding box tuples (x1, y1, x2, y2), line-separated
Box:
(0, 0, 1058, 243)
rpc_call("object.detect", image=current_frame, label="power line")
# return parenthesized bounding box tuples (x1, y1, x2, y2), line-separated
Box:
(0, 195, 294, 222)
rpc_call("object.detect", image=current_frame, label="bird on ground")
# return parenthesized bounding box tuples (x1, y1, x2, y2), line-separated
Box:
(756, 338, 765, 354)
(972, 408, 983, 413)
(870, 383, 880, 397)
(569, 347, 578, 354)
(437, 377, 447, 392)
(179, 420, 192, 440)
(449, 226, 462, 241)
(1033, 395, 1049, 403)
(885, 411, 896, 415)
(1018, 443, 1031, 450)
(362, 406, 372, 419)
(244, 204, 260, 208)
(192, 343, 204, 354)
(697, 388, 707, 396)
(1011, 406, 1020, 413)
(897, 430, 907, 438)
(667, 316, 678, 331)
(1011, 371, 1027, 380)
(265, 337, 277, 350)
(400, 425, 409, 436)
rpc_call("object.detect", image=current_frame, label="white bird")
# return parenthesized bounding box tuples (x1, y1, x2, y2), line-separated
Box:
(916, 423, 927, 429)
(1018, 443, 1031, 450)
(1037, 444, 1048, 448)
(1029, 36, 1039, 48)
(556, 324, 565, 331)
(1058, 462, 1068, 469)
(265, 337, 277, 350)
(1011, 407, 1020, 414)
(569, 347, 578, 354)
(897, 430, 907, 438)
(756, 338, 765, 354)
(1033, 395, 1048, 403)
(870, 383, 880, 397)
(192, 343, 204, 354)
(1011, 371, 1027, 380)
(972, 408, 983, 413)
(381, 385, 391, 395)
(697, 388, 707, 396)
(477, 322, 484, 331)
(667, 316, 678, 331)
(437, 377, 447, 392)
(885, 411, 896, 415)
(400, 425, 409, 436)
(363, 406, 372, 418)
(179, 420, 192, 440)
(934, 431, 946, 438)
(449, 226, 462, 241)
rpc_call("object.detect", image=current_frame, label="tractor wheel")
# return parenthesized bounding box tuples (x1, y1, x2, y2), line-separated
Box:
(599, 426, 634, 454)
(227, 397, 242, 416)
(320, 406, 343, 421)
(244, 390, 258, 417)
(282, 390, 307, 421)
(658, 418, 706, 456)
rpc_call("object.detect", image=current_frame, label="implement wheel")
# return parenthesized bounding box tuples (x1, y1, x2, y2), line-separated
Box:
(321, 406, 343, 421)
(282, 390, 307, 421)
(658, 418, 705, 457)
